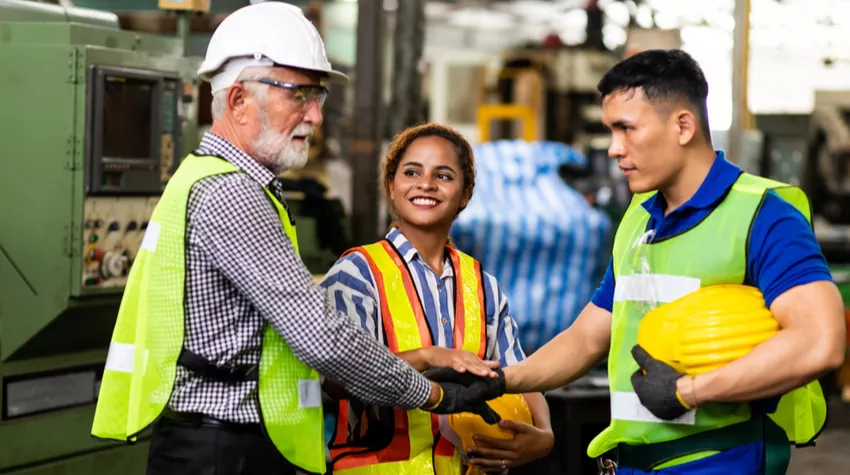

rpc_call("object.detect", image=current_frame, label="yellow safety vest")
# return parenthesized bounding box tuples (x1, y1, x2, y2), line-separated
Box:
(329, 240, 487, 475)
(91, 153, 326, 474)
(586, 172, 827, 465)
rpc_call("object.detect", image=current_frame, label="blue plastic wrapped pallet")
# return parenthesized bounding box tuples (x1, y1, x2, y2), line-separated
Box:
(450, 140, 613, 354)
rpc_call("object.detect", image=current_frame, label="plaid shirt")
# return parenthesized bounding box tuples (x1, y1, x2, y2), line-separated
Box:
(167, 133, 431, 423)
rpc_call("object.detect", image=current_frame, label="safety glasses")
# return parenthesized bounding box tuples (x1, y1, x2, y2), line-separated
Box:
(244, 78, 329, 108)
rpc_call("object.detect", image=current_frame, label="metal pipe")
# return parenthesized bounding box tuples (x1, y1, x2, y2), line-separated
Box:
(729, 0, 751, 161)
(350, 0, 386, 245)
(585, 0, 605, 51)
(388, 0, 425, 136)
(176, 10, 190, 57)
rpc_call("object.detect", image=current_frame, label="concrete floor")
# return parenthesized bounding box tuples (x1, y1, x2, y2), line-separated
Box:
(787, 396, 850, 474)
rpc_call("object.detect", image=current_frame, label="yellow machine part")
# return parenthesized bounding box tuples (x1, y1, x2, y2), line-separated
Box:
(448, 394, 533, 474)
(637, 284, 779, 375)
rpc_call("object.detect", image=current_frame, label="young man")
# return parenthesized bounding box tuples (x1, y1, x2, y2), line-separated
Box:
(489, 49, 845, 473)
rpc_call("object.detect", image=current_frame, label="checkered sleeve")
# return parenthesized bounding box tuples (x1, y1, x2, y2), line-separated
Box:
(192, 174, 431, 409)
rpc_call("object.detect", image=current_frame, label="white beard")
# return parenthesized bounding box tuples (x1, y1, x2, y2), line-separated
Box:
(252, 110, 313, 175)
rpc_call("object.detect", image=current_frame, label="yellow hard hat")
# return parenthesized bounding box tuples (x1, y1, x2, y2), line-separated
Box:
(637, 284, 779, 375)
(445, 394, 533, 475)
(448, 394, 533, 449)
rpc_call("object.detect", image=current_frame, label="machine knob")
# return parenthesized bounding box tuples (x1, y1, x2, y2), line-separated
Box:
(88, 247, 105, 262)
(107, 221, 120, 232)
(100, 251, 129, 279)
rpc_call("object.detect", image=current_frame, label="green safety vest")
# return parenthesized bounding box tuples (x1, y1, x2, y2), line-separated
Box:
(91, 153, 326, 474)
(586, 172, 827, 464)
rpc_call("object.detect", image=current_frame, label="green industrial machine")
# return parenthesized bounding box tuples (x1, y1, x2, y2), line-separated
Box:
(0, 1, 202, 472)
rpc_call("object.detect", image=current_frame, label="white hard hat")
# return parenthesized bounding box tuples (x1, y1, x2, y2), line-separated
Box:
(198, 1, 348, 93)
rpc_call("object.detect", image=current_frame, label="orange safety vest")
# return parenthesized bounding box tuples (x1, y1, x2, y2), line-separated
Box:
(329, 239, 488, 475)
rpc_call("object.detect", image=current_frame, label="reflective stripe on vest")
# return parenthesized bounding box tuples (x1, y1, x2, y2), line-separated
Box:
(586, 172, 827, 461)
(330, 240, 486, 475)
(91, 154, 326, 474)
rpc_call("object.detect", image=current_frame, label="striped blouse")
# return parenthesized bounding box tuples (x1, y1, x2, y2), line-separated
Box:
(320, 228, 526, 366)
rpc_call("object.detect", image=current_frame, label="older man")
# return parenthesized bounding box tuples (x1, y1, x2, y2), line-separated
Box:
(91, 3, 505, 475)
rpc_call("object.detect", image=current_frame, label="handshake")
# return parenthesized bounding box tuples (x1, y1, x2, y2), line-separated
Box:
(420, 366, 506, 424)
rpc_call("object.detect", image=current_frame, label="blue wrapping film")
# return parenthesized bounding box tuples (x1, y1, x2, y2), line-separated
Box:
(450, 140, 613, 353)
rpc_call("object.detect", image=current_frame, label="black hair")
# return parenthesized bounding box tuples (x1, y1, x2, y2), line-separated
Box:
(597, 49, 711, 143)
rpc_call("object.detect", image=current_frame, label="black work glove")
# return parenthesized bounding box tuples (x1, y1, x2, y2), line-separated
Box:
(422, 367, 506, 424)
(630, 345, 691, 421)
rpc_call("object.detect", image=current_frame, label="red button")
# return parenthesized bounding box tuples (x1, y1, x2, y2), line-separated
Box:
(89, 248, 105, 261)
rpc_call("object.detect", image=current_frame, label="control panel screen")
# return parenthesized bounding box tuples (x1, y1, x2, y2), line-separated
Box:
(87, 66, 182, 195)
(102, 76, 154, 160)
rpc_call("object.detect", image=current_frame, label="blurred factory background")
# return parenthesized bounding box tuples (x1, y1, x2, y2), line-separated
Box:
(1, 0, 850, 473)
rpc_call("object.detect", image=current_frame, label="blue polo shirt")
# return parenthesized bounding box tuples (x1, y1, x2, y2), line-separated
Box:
(591, 150, 832, 474)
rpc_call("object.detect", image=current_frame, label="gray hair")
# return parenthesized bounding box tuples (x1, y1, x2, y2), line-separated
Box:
(210, 66, 273, 121)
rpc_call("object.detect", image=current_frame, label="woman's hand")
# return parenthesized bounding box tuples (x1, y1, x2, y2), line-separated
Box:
(465, 419, 554, 473)
(422, 347, 501, 378)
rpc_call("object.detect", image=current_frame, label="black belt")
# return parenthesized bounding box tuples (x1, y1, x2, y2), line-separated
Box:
(611, 416, 785, 471)
(161, 409, 263, 434)
(177, 348, 258, 383)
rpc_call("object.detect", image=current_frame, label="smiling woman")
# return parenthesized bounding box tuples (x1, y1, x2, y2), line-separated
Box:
(319, 123, 554, 475)
(382, 123, 477, 251)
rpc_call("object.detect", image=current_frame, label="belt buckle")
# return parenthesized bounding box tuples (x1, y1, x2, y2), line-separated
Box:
(221, 363, 243, 384)
(597, 457, 617, 475)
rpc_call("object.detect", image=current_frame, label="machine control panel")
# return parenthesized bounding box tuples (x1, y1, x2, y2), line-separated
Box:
(81, 196, 159, 289)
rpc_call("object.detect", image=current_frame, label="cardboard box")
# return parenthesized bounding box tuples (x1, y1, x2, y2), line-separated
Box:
(158, 0, 210, 13)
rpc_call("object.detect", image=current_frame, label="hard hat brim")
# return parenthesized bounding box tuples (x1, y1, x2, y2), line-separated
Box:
(318, 68, 349, 85)
(198, 60, 349, 86)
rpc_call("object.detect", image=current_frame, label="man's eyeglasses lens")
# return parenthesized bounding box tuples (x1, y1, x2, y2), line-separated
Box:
(249, 78, 328, 108)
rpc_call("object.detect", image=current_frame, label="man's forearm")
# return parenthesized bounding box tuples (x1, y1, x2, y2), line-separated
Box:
(503, 303, 612, 393)
(262, 285, 432, 409)
(682, 282, 845, 405)
(681, 327, 842, 405)
(301, 311, 432, 409)
(503, 327, 608, 393)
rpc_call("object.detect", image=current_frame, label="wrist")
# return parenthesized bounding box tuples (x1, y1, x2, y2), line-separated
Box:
(676, 374, 705, 408)
(535, 419, 553, 433)
(503, 365, 520, 392)
(423, 382, 443, 410)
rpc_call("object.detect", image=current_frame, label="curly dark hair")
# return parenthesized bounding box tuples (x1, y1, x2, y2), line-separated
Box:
(383, 123, 476, 233)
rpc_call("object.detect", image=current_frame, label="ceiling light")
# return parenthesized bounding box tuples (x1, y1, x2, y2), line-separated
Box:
(603, 1, 630, 27)
(636, 4, 653, 28)
(602, 24, 627, 49)
(653, 10, 680, 30)
(448, 7, 515, 30)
